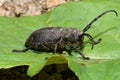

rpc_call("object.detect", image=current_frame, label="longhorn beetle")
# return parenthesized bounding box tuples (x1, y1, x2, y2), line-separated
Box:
(12, 10, 118, 60)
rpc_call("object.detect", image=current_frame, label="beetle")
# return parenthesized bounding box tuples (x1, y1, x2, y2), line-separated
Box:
(12, 10, 118, 60)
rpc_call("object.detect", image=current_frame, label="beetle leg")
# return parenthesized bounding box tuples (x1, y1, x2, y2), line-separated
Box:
(83, 33, 101, 49)
(54, 43, 58, 54)
(67, 49, 73, 56)
(69, 45, 89, 60)
(79, 45, 84, 50)
(12, 47, 30, 52)
(53, 37, 63, 54)
(65, 45, 72, 55)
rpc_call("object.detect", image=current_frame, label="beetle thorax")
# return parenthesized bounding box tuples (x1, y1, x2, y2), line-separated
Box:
(61, 28, 84, 43)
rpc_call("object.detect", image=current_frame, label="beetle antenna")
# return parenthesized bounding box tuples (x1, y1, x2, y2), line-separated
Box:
(83, 10, 118, 32)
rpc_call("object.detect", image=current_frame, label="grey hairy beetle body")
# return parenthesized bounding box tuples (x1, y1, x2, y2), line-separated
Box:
(12, 10, 118, 60)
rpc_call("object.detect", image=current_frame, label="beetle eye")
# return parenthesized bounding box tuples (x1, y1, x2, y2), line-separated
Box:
(78, 35, 84, 39)
(78, 35, 84, 43)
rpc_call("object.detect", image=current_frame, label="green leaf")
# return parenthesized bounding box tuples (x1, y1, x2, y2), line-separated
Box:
(67, 57, 120, 80)
(0, 0, 120, 79)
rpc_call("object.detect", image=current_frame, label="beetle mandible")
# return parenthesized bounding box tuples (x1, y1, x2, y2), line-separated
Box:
(12, 10, 118, 60)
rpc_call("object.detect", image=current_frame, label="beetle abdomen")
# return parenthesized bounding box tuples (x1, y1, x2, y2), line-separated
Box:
(25, 27, 64, 51)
